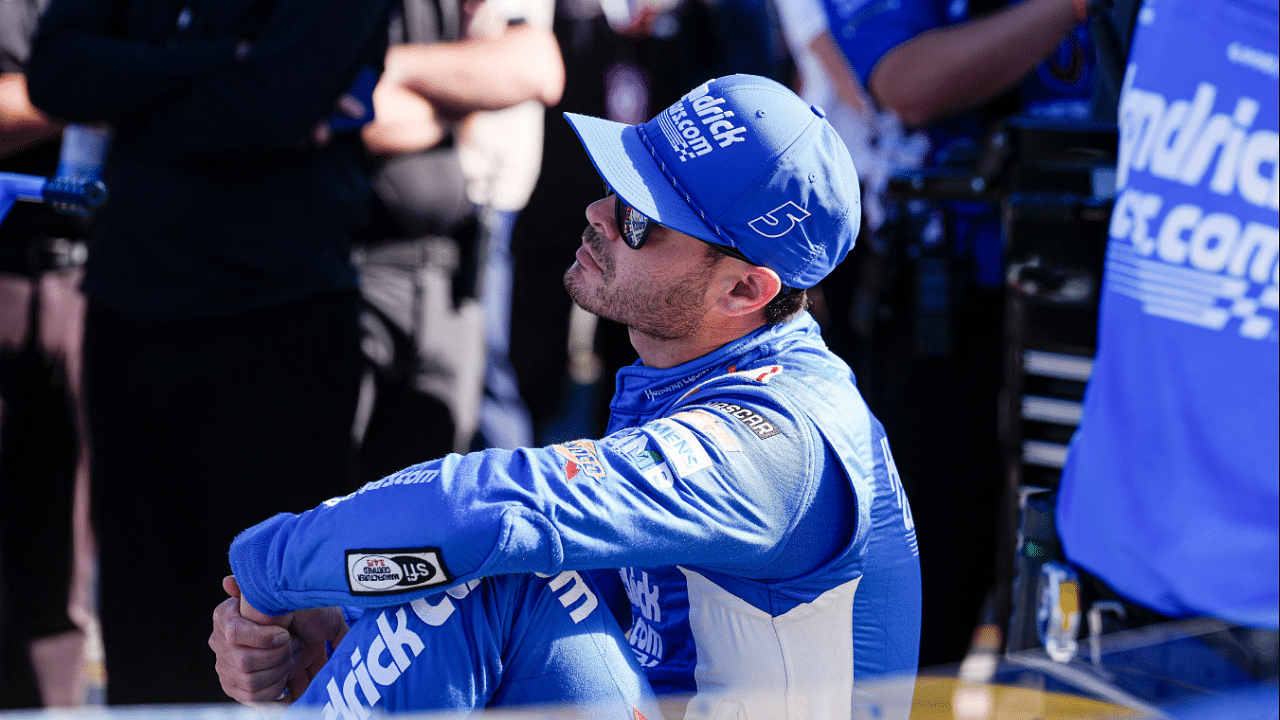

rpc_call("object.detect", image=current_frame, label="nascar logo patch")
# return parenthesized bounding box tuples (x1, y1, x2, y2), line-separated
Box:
(704, 401, 782, 440)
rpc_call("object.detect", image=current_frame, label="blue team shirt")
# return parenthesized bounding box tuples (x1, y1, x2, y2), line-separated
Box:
(1057, 0, 1280, 629)
(231, 315, 922, 718)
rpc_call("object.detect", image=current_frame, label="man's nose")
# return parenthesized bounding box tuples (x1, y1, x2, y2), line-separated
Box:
(585, 197, 617, 240)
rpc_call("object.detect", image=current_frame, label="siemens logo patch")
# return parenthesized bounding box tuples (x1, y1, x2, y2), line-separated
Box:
(345, 548, 451, 596)
(645, 419, 712, 479)
(704, 401, 781, 440)
(604, 430, 675, 488)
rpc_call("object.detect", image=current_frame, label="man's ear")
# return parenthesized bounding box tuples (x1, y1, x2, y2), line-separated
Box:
(717, 264, 782, 317)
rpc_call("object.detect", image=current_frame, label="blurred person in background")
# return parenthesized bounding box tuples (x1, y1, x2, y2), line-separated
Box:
(461, 0, 564, 452)
(24, 0, 395, 702)
(349, 0, 563, 480)
(0, 0, 94, 707)
(824, 0, 1098, 665)
(506, 0, 631, 445)
(770, 0, 929, 369)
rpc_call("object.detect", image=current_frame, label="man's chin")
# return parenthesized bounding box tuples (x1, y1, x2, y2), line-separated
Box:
(563, 268, 594, 312)
(563, 271, 617, 324)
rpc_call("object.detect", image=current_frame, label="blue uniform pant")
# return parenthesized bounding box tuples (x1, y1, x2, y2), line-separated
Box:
(293, 571, 661, 718)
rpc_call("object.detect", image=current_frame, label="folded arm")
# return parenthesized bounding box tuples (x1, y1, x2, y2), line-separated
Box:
(27, 0, 395, 160)
(25, 0, 238, 124)
(230, 390, 817, 616)
(869, 0, 1082, 127)
(383, 20, 564, 117)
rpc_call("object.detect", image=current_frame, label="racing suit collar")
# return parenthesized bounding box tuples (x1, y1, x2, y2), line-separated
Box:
(610, 314, 823, 419)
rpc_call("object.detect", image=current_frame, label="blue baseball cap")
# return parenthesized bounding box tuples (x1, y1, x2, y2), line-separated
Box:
(565, 74, 860, 289)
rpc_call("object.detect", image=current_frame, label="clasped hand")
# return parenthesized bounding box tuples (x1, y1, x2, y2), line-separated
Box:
(208, 575, 348, 704)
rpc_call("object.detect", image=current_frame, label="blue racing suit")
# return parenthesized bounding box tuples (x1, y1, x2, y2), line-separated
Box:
(288, 572, 662, 718)
(232, 314, 922, 718)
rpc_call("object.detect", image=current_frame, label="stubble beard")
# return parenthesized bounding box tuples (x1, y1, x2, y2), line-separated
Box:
(564, 225, 719, 342)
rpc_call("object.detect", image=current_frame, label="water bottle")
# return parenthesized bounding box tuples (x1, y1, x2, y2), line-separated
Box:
(1036, 560, 1082, 662)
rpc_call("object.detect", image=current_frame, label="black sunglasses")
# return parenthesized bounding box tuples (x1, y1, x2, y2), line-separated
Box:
(602, 182, 752, 263)
(603, 181, 655, 250)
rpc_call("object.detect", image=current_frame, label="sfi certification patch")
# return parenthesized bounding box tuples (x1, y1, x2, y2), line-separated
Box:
(345, 548, 452, 596)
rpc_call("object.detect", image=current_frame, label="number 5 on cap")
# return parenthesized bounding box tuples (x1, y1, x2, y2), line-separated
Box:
(749, 201, 811, 237)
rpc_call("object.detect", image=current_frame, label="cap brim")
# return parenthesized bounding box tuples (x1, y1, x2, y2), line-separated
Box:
(564, 112, 722, 247)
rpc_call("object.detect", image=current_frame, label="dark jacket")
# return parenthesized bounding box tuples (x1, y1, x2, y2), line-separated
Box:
(26, 0, 395, 321)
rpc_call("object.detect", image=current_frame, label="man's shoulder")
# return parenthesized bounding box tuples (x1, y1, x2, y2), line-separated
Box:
(679, 323, 862, 406)
(671, 354, 869, 444)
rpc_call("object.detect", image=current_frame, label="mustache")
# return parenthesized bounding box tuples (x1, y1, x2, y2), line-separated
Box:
(582, 224, 608, 256)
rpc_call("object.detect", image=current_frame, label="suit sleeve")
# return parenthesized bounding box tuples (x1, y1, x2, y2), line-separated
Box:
(229, 387, 824, 616)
